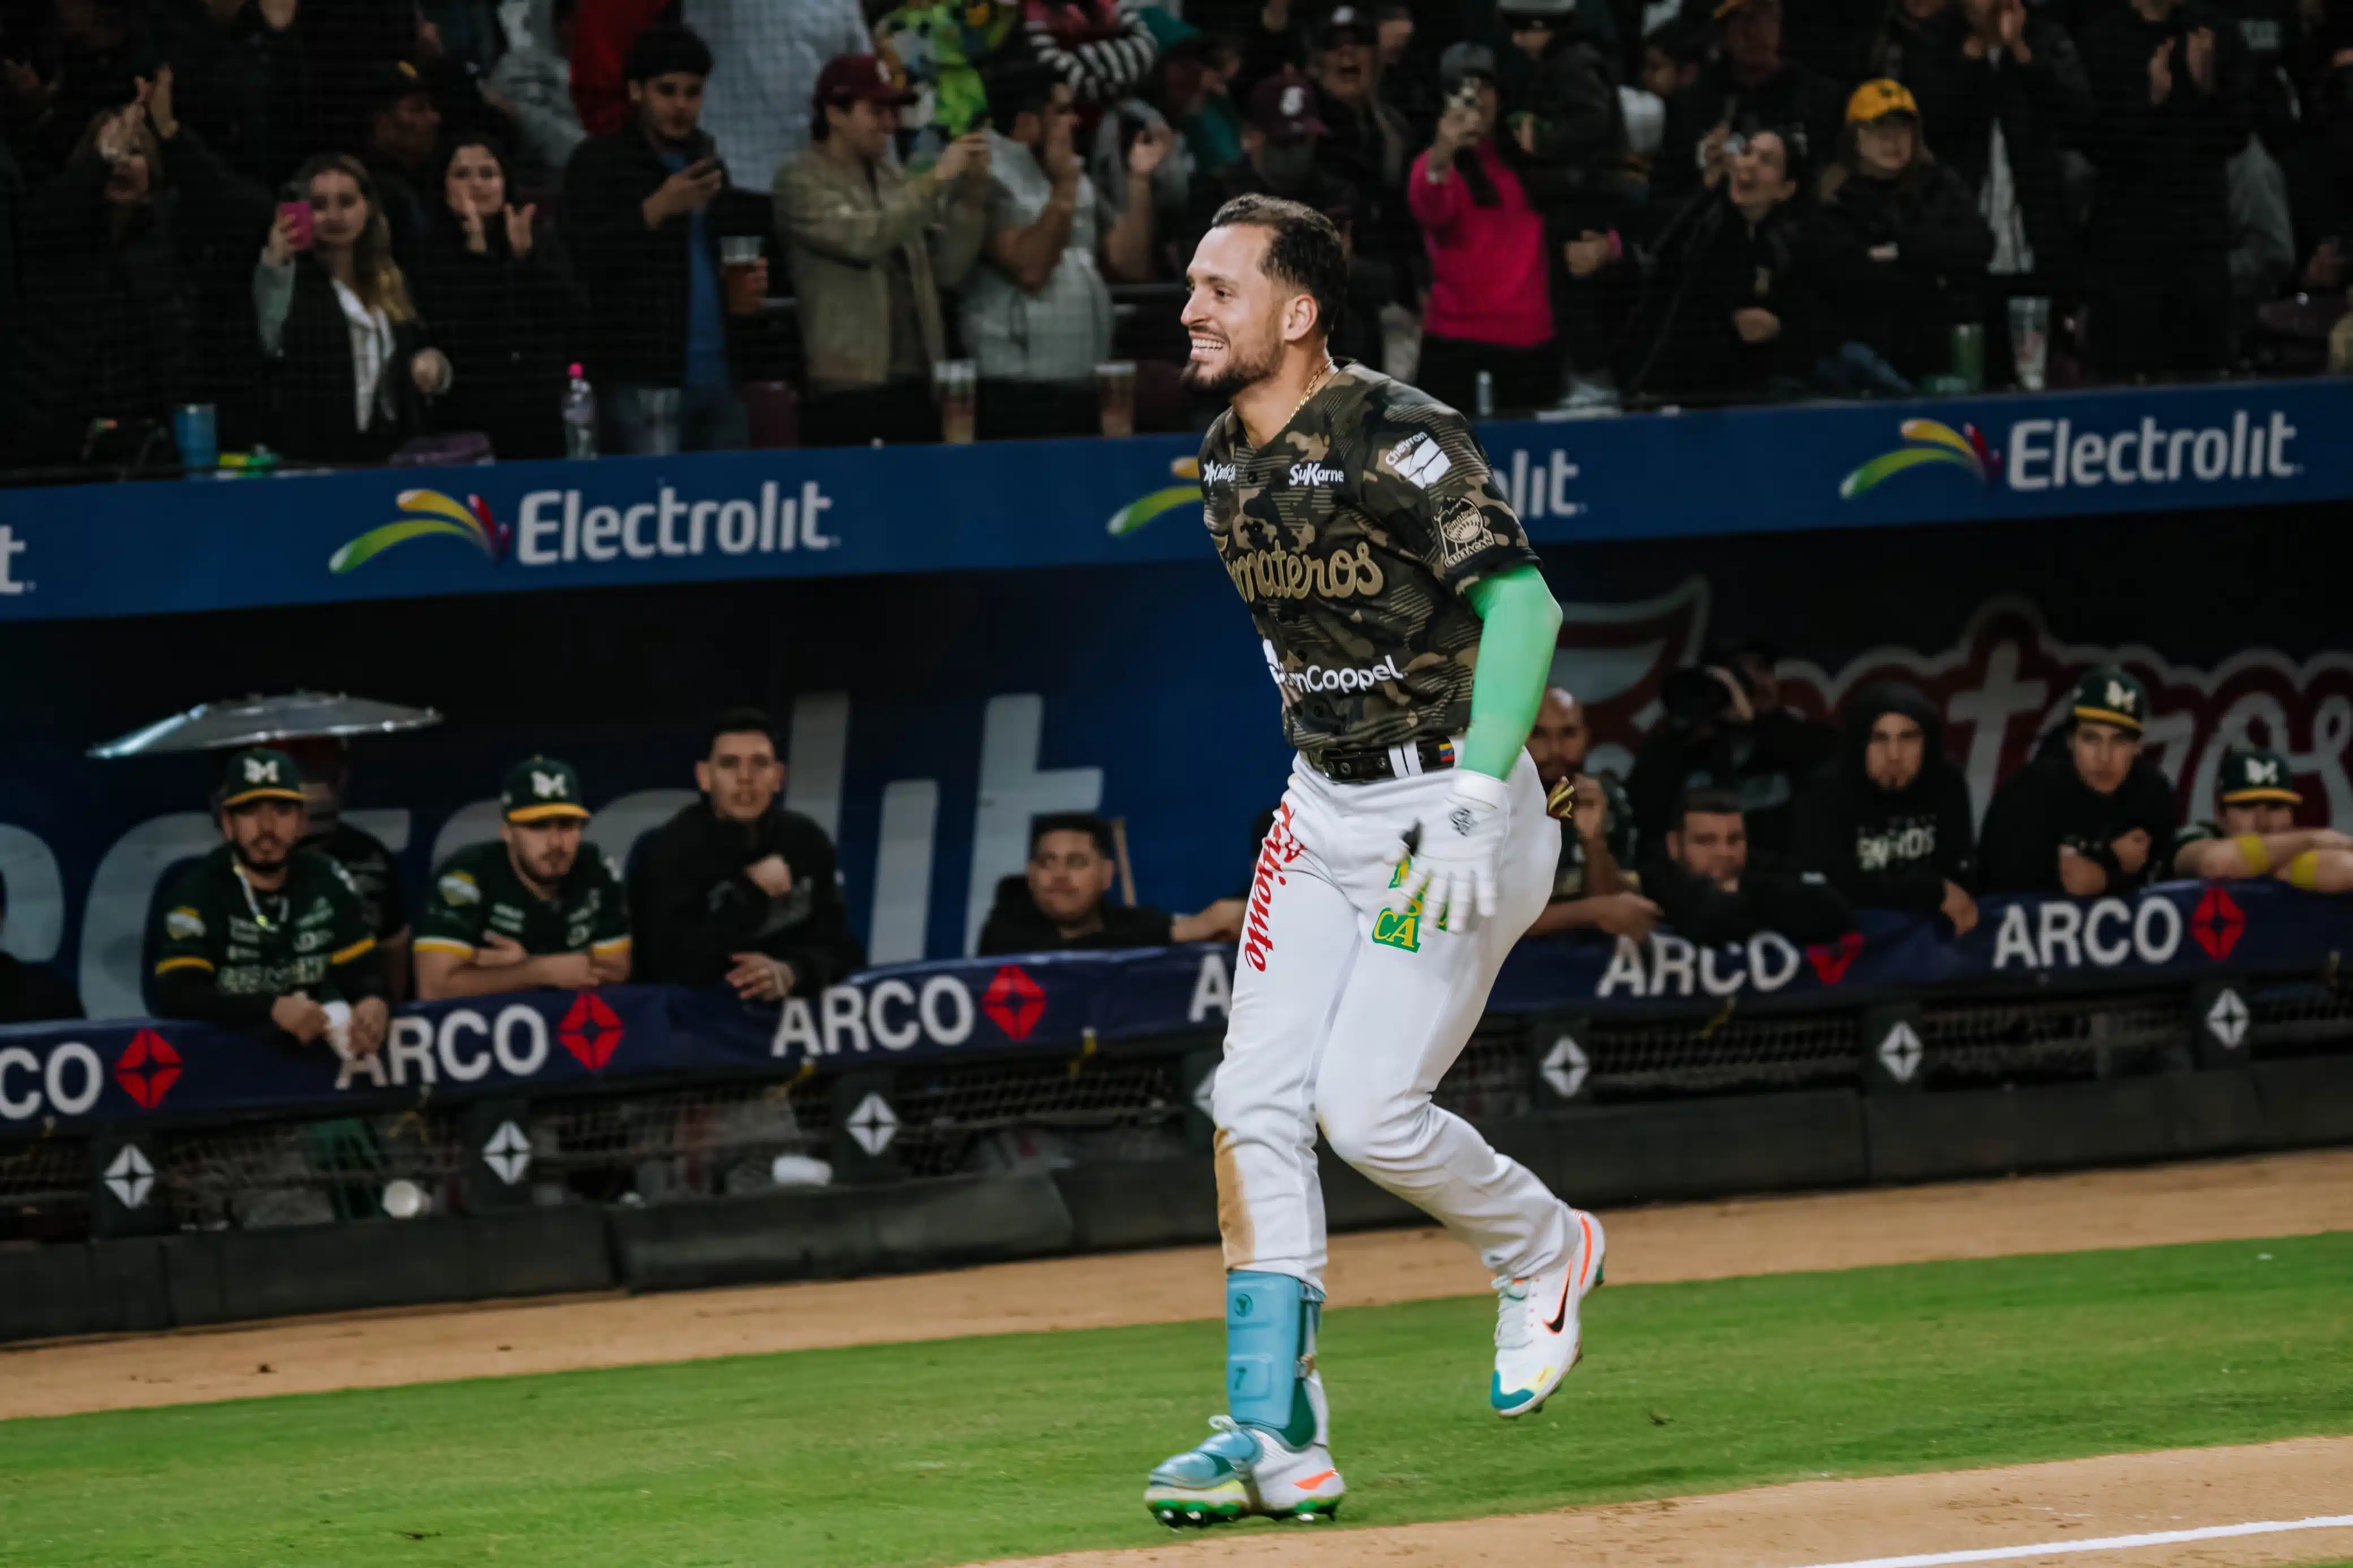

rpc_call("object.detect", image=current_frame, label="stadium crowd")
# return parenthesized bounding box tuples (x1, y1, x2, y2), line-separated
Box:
(1, 0, 2351, 474)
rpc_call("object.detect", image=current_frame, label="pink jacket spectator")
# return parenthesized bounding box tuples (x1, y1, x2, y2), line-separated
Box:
(1407, 141, 1552, 349)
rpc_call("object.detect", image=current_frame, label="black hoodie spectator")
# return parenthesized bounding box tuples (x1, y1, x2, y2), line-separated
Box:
(629, 800, 865, 995)
(1898, 0, 2094, 285)
(1978, 730, 2178, 895)
(1794, 684, 1977, 916)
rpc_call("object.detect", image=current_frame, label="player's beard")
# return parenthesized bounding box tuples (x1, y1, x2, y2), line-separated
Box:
(1182, 319, 1285, 400)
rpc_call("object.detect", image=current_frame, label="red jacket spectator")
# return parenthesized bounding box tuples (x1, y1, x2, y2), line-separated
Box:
(570, 0, 676, 136)
(1407, 139, 1552, 350)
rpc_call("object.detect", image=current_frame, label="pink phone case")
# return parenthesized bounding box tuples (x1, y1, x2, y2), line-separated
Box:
(278, 200, 314, 249)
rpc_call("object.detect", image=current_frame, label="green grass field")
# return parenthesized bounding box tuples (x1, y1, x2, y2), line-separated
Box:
(3, 1233, 2348, 1568)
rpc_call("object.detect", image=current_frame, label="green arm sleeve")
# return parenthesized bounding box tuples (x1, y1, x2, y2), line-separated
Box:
(1458, 565, 1564, 781)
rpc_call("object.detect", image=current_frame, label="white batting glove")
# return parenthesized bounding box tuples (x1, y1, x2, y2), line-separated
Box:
(1393, 769, 1514, 931)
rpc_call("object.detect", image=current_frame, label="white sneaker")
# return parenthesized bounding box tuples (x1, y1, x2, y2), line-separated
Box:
(1490, 1207, 1606, 1417)
(1144, 1417, 1346, 1527)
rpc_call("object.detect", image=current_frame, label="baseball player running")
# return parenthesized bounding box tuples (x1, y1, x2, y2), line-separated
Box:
(1144, 194, 1605, 1529)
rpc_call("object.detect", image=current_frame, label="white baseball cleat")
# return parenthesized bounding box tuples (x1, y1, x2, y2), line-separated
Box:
(1144, 1417, 1346, 1527)
(1490, 1207, 1606, 1417)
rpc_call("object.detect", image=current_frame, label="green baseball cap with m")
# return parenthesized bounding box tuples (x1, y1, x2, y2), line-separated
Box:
(502, 756, 592, 822)
(219, 747, 308, 808)
(2217, 746, 2302, 806)
(2070, 665, 2147, 735)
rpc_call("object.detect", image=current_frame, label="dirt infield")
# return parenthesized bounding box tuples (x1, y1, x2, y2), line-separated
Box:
(5, 1146, 2348, 1423)
(980, 1437, 2353, 1568)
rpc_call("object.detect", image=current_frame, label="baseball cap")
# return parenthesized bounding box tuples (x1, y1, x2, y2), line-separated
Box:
(814, 53, 916, 113)
(2070, 666, 2147, 736)
(219, 748, 308, 809)
(1439, 41, 1499, 91)
(1846, 77, 1920, 123)
(1713, 0, 1782, 21)
(365, 59, 433, 110)
(1248, 68, 1329, 142)
(1500, 0, 1579, 17)
(502, 756, 592, 822)
(2217, 746, 2302, 806)
(1317, 5, 1374, 46)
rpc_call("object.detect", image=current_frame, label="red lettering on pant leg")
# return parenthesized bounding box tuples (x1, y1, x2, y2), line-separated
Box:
(1242, 802, 1304, 972)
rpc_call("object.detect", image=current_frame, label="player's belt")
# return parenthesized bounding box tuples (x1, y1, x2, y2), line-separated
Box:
(1309, 737, 1456, 784)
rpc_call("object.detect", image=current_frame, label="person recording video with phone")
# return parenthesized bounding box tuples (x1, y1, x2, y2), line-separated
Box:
(559, 22, 772, 455)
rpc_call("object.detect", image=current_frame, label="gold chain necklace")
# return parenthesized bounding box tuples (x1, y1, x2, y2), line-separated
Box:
(1287, 358, 1336, 426)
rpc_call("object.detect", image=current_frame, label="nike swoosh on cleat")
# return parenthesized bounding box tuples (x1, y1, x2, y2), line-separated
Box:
(1547, 1215, 1594, 1333)
(1296, 1469, 1338, 1489)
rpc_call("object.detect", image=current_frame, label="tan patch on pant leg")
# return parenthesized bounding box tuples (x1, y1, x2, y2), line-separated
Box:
(1213, 1126, 1253, 1271)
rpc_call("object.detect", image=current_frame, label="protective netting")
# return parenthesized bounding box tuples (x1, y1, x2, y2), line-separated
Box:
(1914, 991, 2187, 1088)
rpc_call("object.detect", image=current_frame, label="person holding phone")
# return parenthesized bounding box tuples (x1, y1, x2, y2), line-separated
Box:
(558, 22, 772, 455)
(253, 153, 453, 464)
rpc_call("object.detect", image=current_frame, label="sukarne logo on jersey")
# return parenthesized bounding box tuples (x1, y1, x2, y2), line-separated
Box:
(1288, 461, 1345, 487)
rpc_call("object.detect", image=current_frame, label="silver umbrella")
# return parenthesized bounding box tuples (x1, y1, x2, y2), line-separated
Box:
(89, 692, 443, 758)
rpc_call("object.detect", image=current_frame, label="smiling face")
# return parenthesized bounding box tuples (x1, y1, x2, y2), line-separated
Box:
(442, 141, 506, 217)
(1180, 223, 1294, 398)
(307, 168, 372, 249)
(1316, 34, 1373, 102)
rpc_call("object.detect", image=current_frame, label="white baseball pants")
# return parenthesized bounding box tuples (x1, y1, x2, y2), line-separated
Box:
(1212, 748, 1571, 1294)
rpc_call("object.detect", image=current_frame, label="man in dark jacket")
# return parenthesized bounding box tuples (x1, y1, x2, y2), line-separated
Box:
(1568, 125, 1823, 399)
(630, 710, 864, 1001)
(1794, 683, 1979, 931)
(977, 814, 1244, 955)
(1654, 0, 1845, 201)
(1978, 667, 2179, 895)
(1643, 786, 1855, 944)
(1625, 647, 1838, 855)
(2080, 0, 2249, 377)
(1900, 0, 2093, 288)
(558, 23, 770, 455)
(1525, 687, 1661, 939)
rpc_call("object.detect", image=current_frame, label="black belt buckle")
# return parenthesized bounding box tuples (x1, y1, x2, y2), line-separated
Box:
(1311, 738, 1451, 784)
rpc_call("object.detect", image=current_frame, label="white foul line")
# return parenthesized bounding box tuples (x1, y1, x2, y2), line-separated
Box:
(1790, 1514, 2353, 1568)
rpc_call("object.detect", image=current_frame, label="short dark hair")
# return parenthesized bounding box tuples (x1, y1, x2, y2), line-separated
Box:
(626, 23, 712, 84)
(1206, 193, 1348, 344)
(1672, 787, 1744, 832)
(706, 707, 780, 756)
(1646, 16, 1709, 67)
(1030, 812, 1114, 859)
(984, 58, 1065, 125)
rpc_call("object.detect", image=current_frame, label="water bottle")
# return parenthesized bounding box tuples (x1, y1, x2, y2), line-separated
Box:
(1474, 369, 1495, 420)
(562, 363, 598, 459)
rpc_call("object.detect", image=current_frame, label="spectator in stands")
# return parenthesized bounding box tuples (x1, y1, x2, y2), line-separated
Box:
(1374, 2, 1440, 146)
(1153, 16, 1243, 179)
(630, 709, 867, 1001)
(977, 813, 1247, 954)
(1626, 646, 1837, 857)
(1642, 785, 1855, 943)
(566, 0, 669, 137)
(697, 0, 870, 192)
(255, 153, 453, 465)
(413, 756, 631, 1000)
(1630, 21, 1709, 162)
(560, 23, 771, 456)
(16, 72, 269, 470)
(0, 865, 82, 1023)
(1977, 667, 2179, 896)
(413, 133, 575, 460)
(486, 0, 587, 194)
(2082, 0, 2250, 377)
(1183, 68, 1358, 250)
(964, 59, 1170, 383)
(1655, 0, 1845, 201)
(1899, 0, 2093, 294)
(1409, 43, 1560, 413)
(1025, 0, 1160, 106)
(1808, 80, 1994, 386)
(1793, 682, 1979, 932)
(2173, 746, 2353, 890)
(1868, 0, 1951, 79)
(148, 0, 305, 184)
(1, 0, 158, 182)
(1308, 5, 1413, 280)
(1525, 688, 1662, 939)
(151, 748, 388, 1057)
(1496, 0, 1641, 241)
(777, 54, 991, 446)
(2225, 131, 2295, 331)
(360, 60, 440, 271)
(1567, 127, 1821, 401)
(283, 736, 412, 1004)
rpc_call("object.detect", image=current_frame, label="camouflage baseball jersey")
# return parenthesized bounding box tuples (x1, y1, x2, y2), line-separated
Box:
(1199, 363, 1539, 762)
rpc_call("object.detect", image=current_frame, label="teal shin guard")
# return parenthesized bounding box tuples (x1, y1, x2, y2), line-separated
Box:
(1226, 1271, 1321, 1449)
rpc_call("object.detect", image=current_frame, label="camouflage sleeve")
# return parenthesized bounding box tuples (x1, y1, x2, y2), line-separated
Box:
(1359, 398, 1538, 595)
(414, 853, 489, 957)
